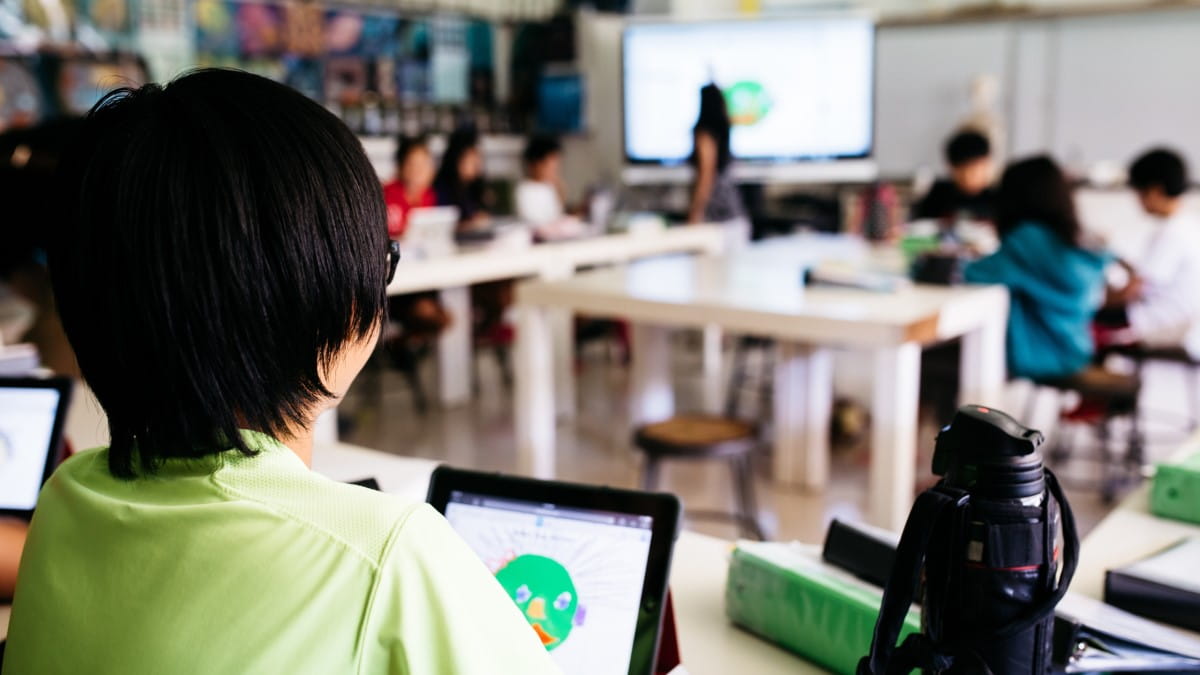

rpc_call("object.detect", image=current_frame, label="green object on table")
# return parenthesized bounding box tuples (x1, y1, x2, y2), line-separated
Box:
(725, 541, 920, 675)
(899, 234, 940, 263)
(1151, 449, 1200, 525)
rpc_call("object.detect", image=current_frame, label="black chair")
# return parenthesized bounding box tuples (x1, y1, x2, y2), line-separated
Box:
(633, 414, 766, 540)
(1029, 367, 1143, 503)
(1118, 345, 1200, 430)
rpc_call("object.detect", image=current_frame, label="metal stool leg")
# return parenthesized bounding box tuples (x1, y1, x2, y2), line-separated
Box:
(642, 454, 663, 492)
(731, 455, 765, 540)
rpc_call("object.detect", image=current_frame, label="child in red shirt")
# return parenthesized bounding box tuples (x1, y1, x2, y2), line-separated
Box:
(383, 136, 437, 238)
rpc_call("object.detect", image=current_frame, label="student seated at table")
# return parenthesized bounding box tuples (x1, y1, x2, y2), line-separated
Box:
(687, 83, 747, 227)
(964, 156, 1110, 381)
(913, 129, 997, 222)
(516, 135, 585, 240)
(435, 127, 492, 230)
(1100, 148, 1200, 357)
(383, 134, 438, 238)
(1, 70, 556, 675)
(382, 135, 450, 355)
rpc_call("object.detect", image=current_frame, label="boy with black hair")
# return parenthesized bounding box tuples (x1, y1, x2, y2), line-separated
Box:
(913, 129, 997, 221)
(3, 70, 557, 675)
(1104, 147, 1200, 357)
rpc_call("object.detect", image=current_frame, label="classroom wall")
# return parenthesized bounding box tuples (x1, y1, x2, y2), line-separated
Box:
(874, 7, 1200, 178)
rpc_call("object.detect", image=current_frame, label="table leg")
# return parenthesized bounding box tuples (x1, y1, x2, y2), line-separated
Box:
(551, 308, 576, 420)
(772, 343, 834, 489)
(630, 324, 674, 426)
(515, 304, 556, 478)
(437, 286, 472, 407)
(959, 314, 1007, 409)
(701, 324, 724, 415)
(869, 342, 922, 532)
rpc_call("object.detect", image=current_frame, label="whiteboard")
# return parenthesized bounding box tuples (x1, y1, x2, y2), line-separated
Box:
(874, 21, 1013, 176)
(1050, 9, 1200, 171)
(874, 7, 1200, 176)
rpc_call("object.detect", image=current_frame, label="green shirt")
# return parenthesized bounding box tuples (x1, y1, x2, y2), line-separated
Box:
(3, 433, 560, 675)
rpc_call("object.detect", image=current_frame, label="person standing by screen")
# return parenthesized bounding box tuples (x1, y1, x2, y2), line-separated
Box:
(686, 83, 746, 226)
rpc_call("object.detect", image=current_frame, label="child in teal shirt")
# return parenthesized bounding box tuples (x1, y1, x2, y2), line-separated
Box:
(965, 156, 1110, 381)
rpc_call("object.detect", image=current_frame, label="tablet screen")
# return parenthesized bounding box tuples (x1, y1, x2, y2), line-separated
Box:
(0, 386, 62, 511)
(445, 490, 654, 675)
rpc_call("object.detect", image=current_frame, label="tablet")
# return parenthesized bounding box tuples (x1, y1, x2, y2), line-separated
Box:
(0, 377, 73, 519)
(427, 467, 681, 675)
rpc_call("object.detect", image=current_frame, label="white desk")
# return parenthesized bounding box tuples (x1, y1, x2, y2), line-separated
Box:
(387, 225, 728, 407)
(515, 250, 1009, 532)
(316, 443, 815, 674)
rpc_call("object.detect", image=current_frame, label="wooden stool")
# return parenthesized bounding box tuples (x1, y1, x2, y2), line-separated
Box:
(633, 414, 765, 540)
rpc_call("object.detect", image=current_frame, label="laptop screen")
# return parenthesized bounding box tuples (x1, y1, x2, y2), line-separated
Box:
(0, 385, 64, 511)
(444, 490, 654, 675)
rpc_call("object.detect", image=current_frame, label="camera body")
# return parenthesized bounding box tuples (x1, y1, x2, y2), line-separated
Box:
(860, 405, 1078, 675)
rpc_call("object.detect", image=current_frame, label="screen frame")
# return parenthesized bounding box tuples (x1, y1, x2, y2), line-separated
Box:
(620, 12, 878, 167)
(0, 376, 74, 520)
(426, 465, 682, 675)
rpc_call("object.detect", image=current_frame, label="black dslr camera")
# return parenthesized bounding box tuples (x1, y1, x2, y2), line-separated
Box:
(859, 405, 1079, 675)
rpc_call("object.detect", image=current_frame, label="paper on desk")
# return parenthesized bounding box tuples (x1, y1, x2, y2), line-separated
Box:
(1058, 592, 1200, 659)
(1121, 537, 1200, 594)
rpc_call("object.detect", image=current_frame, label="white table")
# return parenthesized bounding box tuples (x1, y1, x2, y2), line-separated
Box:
(387, 225, 728, 407)
(515, 250, 1010, 532)
(315, 442, 816, 674)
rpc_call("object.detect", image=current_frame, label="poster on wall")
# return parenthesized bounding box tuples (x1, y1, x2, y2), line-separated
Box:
(0, 60, 44, 132)
(236, 1, 283, 56)
(194, 0, 239, 56)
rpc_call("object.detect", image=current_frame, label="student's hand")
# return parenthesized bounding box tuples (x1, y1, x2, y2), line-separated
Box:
(0, 518, 30, 599)
(1106, 277, 1144, 308)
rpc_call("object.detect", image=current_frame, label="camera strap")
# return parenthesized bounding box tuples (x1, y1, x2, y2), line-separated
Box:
(857, 468, 1079, 675)
(859, 484, 970, 675)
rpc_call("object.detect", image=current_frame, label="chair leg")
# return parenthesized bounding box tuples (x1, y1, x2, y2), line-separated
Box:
(1189, 365, 1200, 431)
(1022, 384, 1039, 427)
(494, 344, 513, 389)
(731, 455, 765, 541)
(1098, 417, 1119, 504)
(725, 338, 750, 419)
(642, 455, 663, 492)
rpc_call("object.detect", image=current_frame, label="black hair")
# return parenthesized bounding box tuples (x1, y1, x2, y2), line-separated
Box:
(434, 126, 485, 214)
(693, 83, 733, 172)
(945, 130, 991, 167)
(50, 69, 388, 478)
(995, 155, 1081, 246)
(1129, 147, 1188, 197)
(523, 134, 561, 167)
(395, 134, 429, 167)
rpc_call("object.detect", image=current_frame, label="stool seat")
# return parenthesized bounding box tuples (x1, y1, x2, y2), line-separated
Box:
(632, 414, 764, 540)
(1036, 367, 1140, 410)
(635, 415, 757, 458)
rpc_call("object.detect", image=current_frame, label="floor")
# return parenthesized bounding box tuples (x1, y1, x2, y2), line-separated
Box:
(340, 333, 1200, 543)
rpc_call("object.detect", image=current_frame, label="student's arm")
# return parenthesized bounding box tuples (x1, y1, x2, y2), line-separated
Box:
(362, 505, 561, 675)
(911, 181, 948, 221)
(0, 519, 29, 599)
(1105, 257, 1143, 308)
(687, 132, 717, 224)
(963, 249, 1009, 286)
